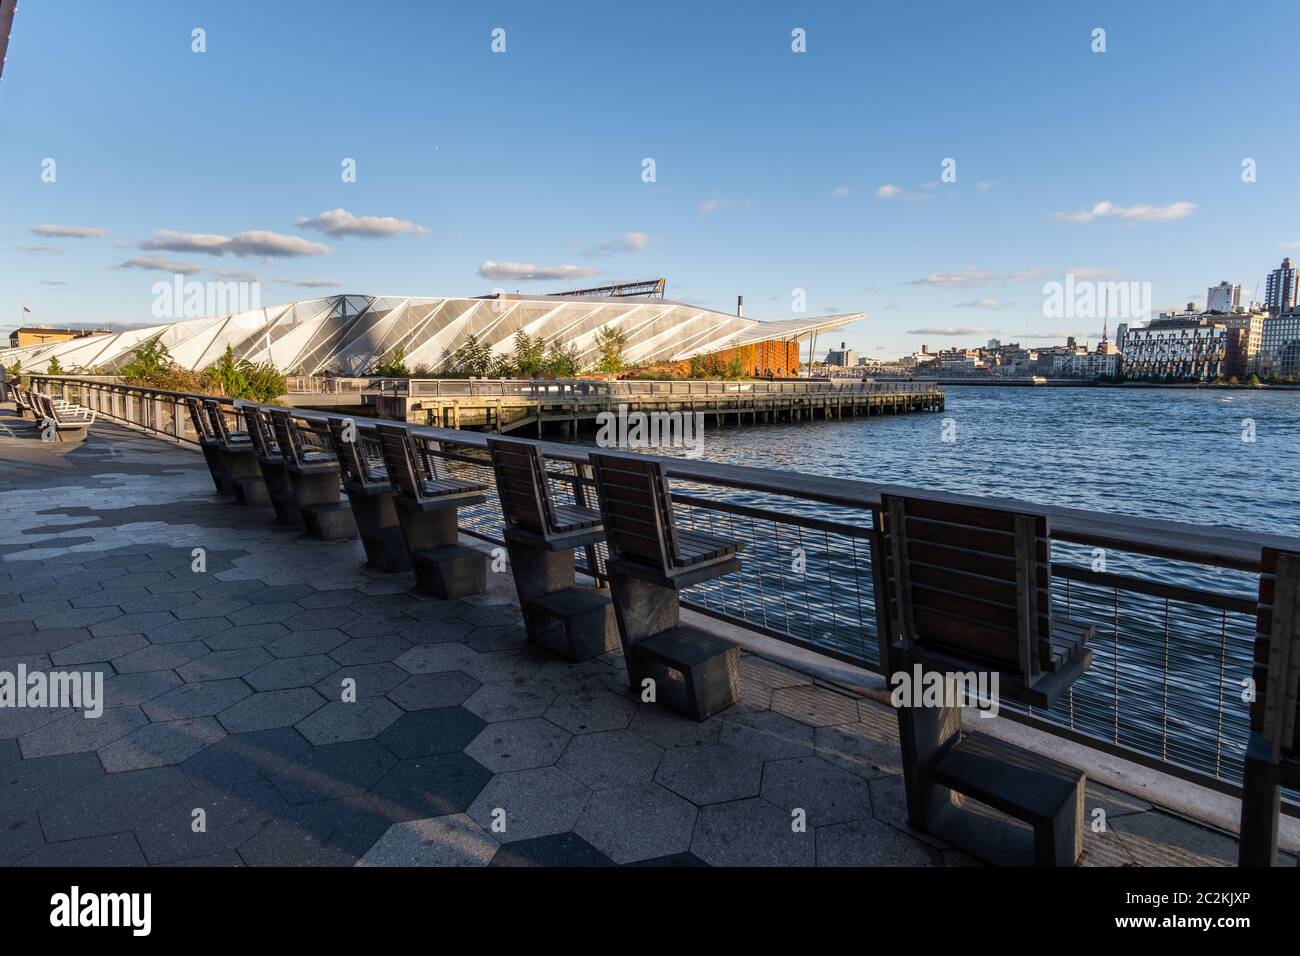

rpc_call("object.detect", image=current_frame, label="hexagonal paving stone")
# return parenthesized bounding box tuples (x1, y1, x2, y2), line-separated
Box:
(17, 831, 147, 867)
(457, 646, 547, 685)
(386, 671, 481, 711)
(467, 766, 591, 844)
(203, 623, 289, 652)
(269, 739, 398, 805)
(245, 655, 340, 692)
(246, 583, 315, 605)
(173, 597, 253, 621)
(88, 611, 175, 637)
(283, 607, 361, 632)
(465, 718, 572, 773)
(181, 726, 312, 787)
(719, 710, 815, 760)
(691, 796, 815, 867)
(295, 697, 403, 745)
(101, 670, 184, 708)
(816, 818, 941, 866)
(463, 680, 556, 723)
(654, 743, 764, 806)
(760, 755, 873, 826)
(144, 616, 231, 645)
(143, 679, 252, 721)
(627, 705, 722, 749)
(134, 778, 286, 864)
(264, 628, 349, 659)
(176, 647, 272, 683)
(813, 719, 902, 779)
(377, 707, 486, 760)
(50, 634, 148, 666)
(112, 641, 209, 674)
(399, 618, 473, 645)
(38, 606, 130, 631)
(314, 663, 408, 701)
(236, 796, 390, 866)
(39, 764, 194, 842)
(488, 832, 613, 867)
(466, 623, 528, 653)
(574, 783, 697, 864)
(394, 642, 480, 675)
(297, 588, 364, 610)
(217, 688, 326, 734)
(557, 729, 664, 790)
(329, 636, 412, 666)
(358, 813, 499, 867)
(867, 774, 948, 850)
(368, 753, 493, 821)
(544, 686, 637, 735)
(19, 706, 149, 759)
(98, 716, 228, 772)
(770, 684, 861, 727)
(225, 602, 302, 627)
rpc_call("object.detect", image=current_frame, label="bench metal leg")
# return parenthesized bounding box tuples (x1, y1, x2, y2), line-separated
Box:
(220, 448, 271, 506)
(394, 499, 485, 598)
(506, 540, 616, 661)
(258, 461, 302, 525)
(289, 468, 355, 540)
(606, 568, 681, 690)
(200, 442, 234, 496)
(347, 491, 410, 571)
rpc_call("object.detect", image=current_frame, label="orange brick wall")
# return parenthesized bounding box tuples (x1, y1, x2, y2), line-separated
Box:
(654, 339, 803, 377)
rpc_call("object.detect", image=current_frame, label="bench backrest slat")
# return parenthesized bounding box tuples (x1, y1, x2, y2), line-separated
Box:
(327, 416, 371, 486)
(375, 423, 420, 500)
(487, 438, 556, 536)
(185, 397, 214, 441)
(268, 409, 305, 467)
(881, 492, 1052, 681)
(243, 406, 278, 459)
(590, 451, 677, 575)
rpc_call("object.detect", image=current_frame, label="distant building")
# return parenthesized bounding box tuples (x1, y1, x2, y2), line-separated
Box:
(1261, 310, 1300, 379)
(824, 341, 859, 367)
(1121, 315, 1227, 381)
(7, 326, 108, 349)
(1265, 257, 1298, 316)
(1217, 311, 1266, 378)
(1206, 281, 1242, 314)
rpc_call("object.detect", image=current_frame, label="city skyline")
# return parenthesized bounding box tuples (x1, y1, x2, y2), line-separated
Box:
(3, 0, 1299, 357)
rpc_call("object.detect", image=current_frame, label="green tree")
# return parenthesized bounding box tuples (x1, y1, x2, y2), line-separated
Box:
(205, 346, 250, 397)
(120, 338, 176, 383)
(725, 355, 744, 379)
(46, 355, 64, 375)
(371, 347, 411, 378)
(512, 331, 544, 377)
(1248, 373, 1261, 386)
(593, 326, 628, 373)
(447, 335, 493, 377)
(241, 362, 288, 403)
(542, 341, 580, 377)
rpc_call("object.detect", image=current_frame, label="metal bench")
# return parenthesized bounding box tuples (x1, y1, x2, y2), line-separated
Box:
(1239, 546, 1300, 866)
(266, 408, 356, 540)
(877, 492, 1094, 866)
(326, 416, 411, 572)
(589, 449, 743, 721)
(239, 403, 302, 526)
(184, 396, 235, 495)
(375, 423, 488, 598)
(200, 398, 269, 506)
(487, 437, 616, 661)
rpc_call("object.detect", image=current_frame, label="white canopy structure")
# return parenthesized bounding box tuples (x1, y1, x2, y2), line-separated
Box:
(1, 294, 864, 375)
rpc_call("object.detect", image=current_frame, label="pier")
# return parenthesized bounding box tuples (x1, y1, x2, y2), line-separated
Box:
(4, 374, 1298, 868)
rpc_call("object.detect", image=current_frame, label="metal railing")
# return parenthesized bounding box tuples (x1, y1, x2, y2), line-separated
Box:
(403, 378, 941, 399)
(25, 374, 1297, 812)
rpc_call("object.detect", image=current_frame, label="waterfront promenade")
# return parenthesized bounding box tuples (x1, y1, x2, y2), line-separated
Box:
(0, 405, 1284, 867)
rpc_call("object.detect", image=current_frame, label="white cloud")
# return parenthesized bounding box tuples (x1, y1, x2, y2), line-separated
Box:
(906, 326, 998, 336)
(699, 195, 736, 214)
(1281, 239, 1300, 249)
(17, 245, 63, 254)
(293, 208, 429, 238)
(955, 298, 1013, 309)
(274, 278, 342, 288)
(876, 184, 905, 199)
(905, 267, 1041, 288)
(112, 256, 206, 275)
(976, 180, 993, 191)
(477, 260, 601, 281)
(30, 224, 107, 238)
(139, 229, 330, 258)
(832, 185, 851, 197)
(41, 280, 72, 288)
(1051, 200, 1197, 223)
(876, 183, 933, 202)
(584, 233, 651, 257)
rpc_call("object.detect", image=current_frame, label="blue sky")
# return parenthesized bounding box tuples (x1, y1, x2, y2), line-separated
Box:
(2, 0, 1298, 358)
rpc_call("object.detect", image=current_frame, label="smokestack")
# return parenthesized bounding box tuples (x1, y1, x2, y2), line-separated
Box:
(736, 295, 743, 317)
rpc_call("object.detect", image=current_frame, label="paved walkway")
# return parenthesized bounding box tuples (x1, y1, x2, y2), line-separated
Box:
(0, 409, 1283, 866)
